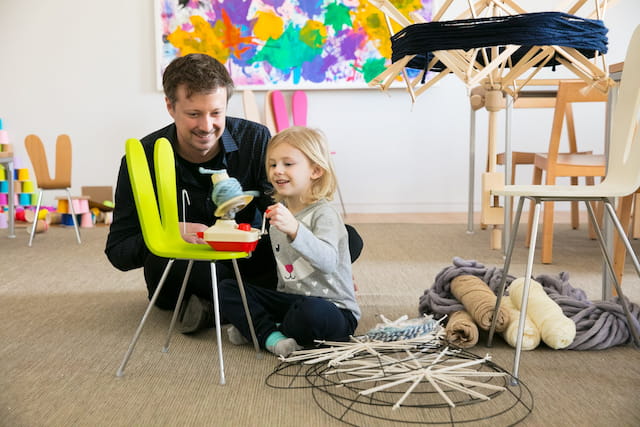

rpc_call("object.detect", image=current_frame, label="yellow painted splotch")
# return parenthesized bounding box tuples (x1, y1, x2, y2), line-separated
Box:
(167, 11, 255, 62)
(253, 11, 284, 41)
(353, 0, 422, 58)
(300, 20, 327, 50)
(167, 15, 230, 62)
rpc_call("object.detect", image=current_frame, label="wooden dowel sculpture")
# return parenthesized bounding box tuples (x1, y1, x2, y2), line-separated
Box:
(366, 0, 613, 250)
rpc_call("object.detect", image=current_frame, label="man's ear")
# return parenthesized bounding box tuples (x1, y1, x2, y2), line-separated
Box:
(165, 97, 175, 118)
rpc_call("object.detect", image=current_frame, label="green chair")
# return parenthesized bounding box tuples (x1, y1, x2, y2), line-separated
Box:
(116, 137, 260, 384)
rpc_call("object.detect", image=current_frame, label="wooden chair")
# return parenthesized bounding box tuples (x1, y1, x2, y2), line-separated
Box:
(241, 90, 261, 124)
(495, 82, 560, 218)
(24, 134, 81, 246)
(613, 189, 640, 284)
(527, 80, 608, 264)
(473, 80, 590, 238)
(495, 80, 559, 186)
(473, 80, 582, 236)
(241, 89, 276, 135)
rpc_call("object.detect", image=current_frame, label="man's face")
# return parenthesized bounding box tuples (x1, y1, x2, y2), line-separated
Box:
(166, 85, 227, 162)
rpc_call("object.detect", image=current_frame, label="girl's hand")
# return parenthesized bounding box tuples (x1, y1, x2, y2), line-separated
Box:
(266, 203, 299, 240)
(179, 222, 208, 244)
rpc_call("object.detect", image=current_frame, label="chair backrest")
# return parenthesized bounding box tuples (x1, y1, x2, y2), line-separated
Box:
(242, 90, 261, 123)
(264, 91, 277, 135)
(291, 90, 307, 126)
(603, 25, 640, 194)
(270, 90, 308, 133)
(24, 134, 72, 189)
(125, 137, 184, 257)
(270, 90, 290, 132)
(546, 80, 608, 160)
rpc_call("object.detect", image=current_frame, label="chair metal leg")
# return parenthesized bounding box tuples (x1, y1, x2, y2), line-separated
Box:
(163, 260, 193, 352)
(468, 106, 476, 234)
(28, 190, 44, 247)
(336, 182, 347, 217)
(210, 262, 226, 385)
(66, 189, 82, 244)
(5, 159, 15, 238)
(329, 155, 347, 217)
(232, 259, 262, 357)
(503, 95, 512, 253)
(586, 201, 640, 347)
(488, 196, 525, 346)
(509, 199, 542, 385)
(117, 259, 175, 377)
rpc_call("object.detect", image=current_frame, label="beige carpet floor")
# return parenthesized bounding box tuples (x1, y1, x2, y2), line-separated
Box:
(1, 223, 639, 426)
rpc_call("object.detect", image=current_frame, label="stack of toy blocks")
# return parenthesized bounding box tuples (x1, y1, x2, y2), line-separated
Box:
(56, 196, 93, 228)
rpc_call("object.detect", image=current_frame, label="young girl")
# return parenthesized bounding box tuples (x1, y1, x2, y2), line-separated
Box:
(220, 126, 360, 357)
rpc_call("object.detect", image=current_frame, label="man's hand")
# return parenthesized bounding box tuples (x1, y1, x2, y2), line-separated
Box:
(180, 222, 208, 244)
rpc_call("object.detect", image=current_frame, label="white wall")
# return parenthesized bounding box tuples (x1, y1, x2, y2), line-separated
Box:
(1, 1, 638, 213)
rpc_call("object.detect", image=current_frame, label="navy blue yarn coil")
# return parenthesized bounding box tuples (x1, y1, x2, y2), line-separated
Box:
(391, 12, 608, 72)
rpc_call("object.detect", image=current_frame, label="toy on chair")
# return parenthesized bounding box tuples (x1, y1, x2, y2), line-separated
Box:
(197, 168, 262, 252)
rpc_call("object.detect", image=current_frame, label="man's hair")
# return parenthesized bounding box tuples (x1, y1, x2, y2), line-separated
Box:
(162, 53, 234, 105)
(266, 126, 337, 204)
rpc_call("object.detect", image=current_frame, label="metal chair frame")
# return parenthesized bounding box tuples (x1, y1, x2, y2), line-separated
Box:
(487, 25, 640, 384)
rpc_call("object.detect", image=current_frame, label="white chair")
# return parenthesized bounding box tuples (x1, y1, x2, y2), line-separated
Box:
(488, 25, 640, 383)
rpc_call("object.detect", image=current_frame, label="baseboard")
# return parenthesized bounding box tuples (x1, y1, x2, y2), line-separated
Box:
(343, 211, 585, 224)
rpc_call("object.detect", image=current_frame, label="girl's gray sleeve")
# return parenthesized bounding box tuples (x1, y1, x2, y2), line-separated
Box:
(290, 209, 343, 273)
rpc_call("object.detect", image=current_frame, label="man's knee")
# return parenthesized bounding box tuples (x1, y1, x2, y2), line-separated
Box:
(218, 278, 239, 298)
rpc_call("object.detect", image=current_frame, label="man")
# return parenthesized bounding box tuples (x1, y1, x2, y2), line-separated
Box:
(106, 53, 362, 334)
(105, 53, 277, 333)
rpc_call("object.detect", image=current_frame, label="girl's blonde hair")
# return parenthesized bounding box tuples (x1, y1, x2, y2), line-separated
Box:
(266, 126, 337, 204)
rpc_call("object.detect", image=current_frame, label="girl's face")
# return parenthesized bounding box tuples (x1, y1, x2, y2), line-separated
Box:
(267, 142, 322, 202)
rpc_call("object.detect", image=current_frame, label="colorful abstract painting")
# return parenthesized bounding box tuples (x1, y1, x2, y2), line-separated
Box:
(156, 0, 433, 89)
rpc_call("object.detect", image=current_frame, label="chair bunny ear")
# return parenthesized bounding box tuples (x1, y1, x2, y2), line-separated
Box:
(270, 90, 290, 132)
(292, 90, 307, 127)
(267, 90, 308, 132)
(242, 90, 261, 124)
(264, 91, 277, 135)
